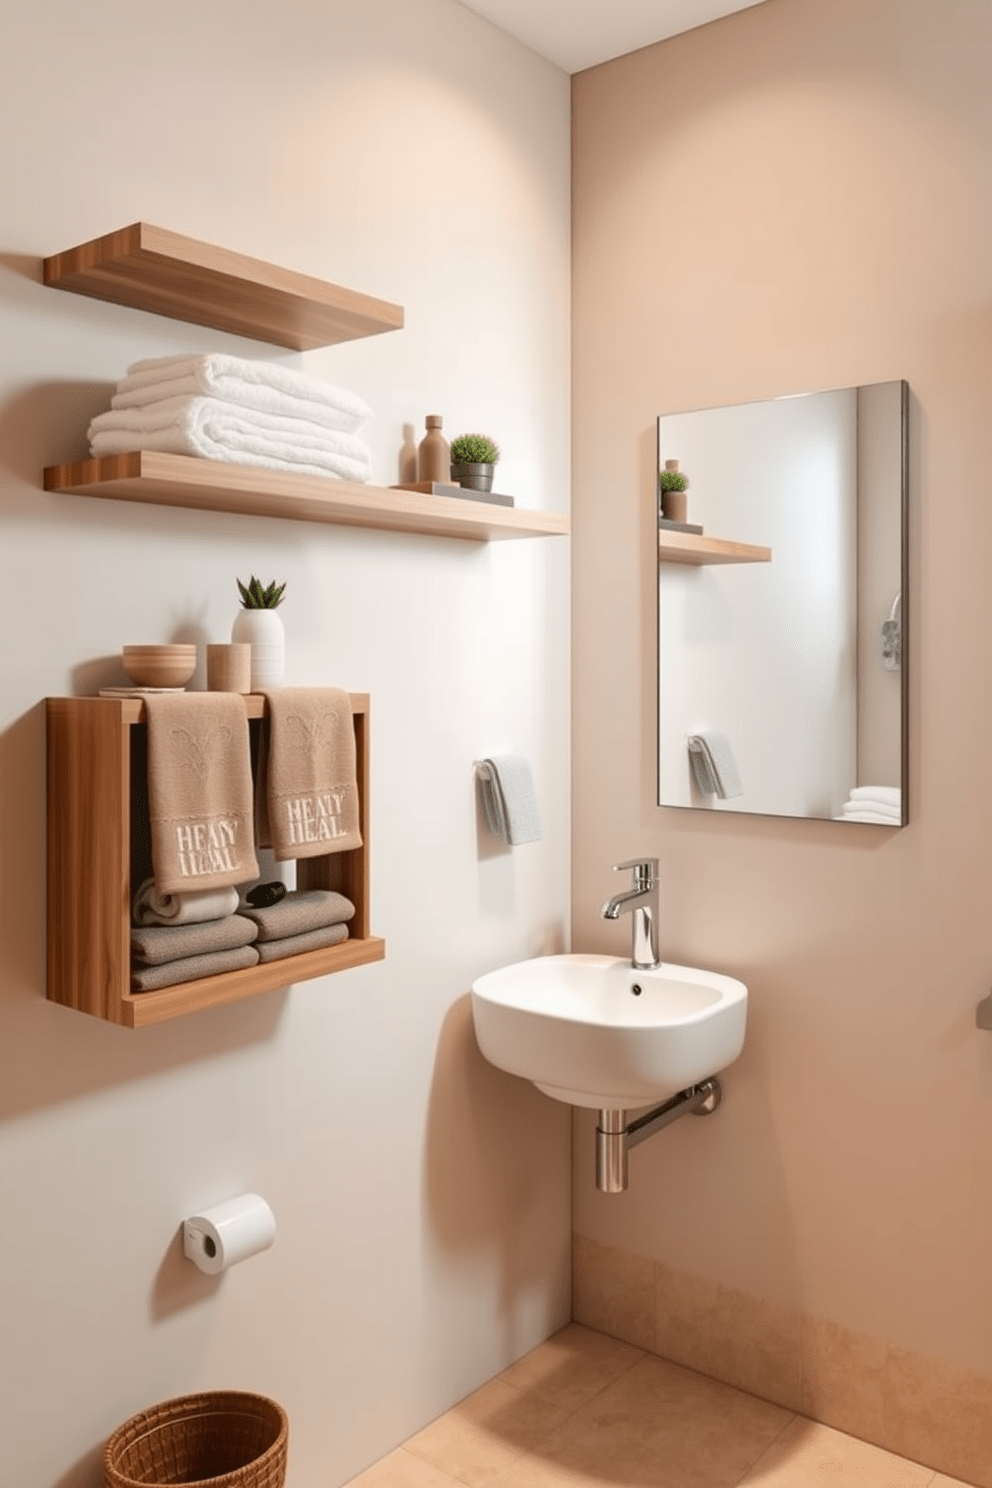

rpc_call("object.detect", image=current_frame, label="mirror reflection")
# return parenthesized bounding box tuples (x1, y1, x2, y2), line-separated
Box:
(657, 381, 908, 824)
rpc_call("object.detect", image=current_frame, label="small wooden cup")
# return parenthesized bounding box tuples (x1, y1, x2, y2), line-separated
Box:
(207, 643, 252, 694)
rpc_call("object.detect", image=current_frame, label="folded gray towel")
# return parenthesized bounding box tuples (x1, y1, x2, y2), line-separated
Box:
(687, 732, 743, 799)
(238, 888, 355, 943)
(131, 914, 258, 966)
(131, 943, 260, 992)
(255, 922, 349, 963)
(476, 756, 542, 845)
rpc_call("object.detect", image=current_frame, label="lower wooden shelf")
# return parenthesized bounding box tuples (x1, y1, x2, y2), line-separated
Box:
(43, 451, 570, 543)
(47, 692, 383, 1027)
(658, 529, 772, 565)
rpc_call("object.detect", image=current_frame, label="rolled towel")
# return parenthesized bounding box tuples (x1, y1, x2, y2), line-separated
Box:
(112, 353, 371, 433)
(89, 396, 373, 483)
(131, 944, 260, 993)
(687, 732, 743, 799)
(254, 922, 350, 963)
(131, 914, 258, 966)
(476, 756, 542, 845)
(238, 888, 355, 943)
(132, 877, 240, 927)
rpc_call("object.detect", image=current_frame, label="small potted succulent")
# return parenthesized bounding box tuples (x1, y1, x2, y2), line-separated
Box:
(659, 461, 689, 524)
(231, 575, 287, 690)
(450, 433, 501, 493)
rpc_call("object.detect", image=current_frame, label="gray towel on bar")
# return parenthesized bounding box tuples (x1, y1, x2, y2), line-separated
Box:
(131, 914, 258, 966)
(131, 943, 260, 993)
(687, 732, 744, 799)
(476, 756, 542, 845)
(238, 889, 355, 943)
(254, 922, 350, 963)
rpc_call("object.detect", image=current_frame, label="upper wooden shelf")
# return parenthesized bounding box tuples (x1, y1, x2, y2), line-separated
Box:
(658, 529, 772, 565)
(43, 451, 571, 543)
(43, 222, 404, 351)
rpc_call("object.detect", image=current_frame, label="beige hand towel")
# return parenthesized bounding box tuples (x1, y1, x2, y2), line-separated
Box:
(256, 688, 362, 861)
(145, 694, 260, 896)
(238, 888, 355, 942)
(131, 914, 258, 966)
(254, 922, 349, 963)
(131, 943, 260, 993)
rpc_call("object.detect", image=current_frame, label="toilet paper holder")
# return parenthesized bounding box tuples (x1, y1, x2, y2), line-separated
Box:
(182, 1193, 276, 1275)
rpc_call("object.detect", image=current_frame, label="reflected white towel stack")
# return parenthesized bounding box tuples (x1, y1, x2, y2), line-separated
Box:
(87, 353, 374, 482)
(838, 785, 902, 824)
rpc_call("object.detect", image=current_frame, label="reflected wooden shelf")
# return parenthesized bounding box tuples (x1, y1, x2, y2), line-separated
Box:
(43, 221, 404, 350)
(46, 693, 384, 1028)
(43, 451, 570, 542)
(658, 529, 772, 565)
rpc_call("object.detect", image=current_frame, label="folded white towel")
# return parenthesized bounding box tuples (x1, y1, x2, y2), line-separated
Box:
(849, 785, 901, 808)
(113, 353, 370, 434)
(687, 732, 743, 799)
(132, 877, 241, 926)
(89, 396, 373, 483)
(476, 756, 542, 846)
(835, 809, 901, 825)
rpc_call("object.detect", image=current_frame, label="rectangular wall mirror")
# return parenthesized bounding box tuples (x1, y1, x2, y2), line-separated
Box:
(657, 380, 908, 824)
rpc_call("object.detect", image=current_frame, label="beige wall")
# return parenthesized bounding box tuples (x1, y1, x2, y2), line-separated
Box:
(0, 3, 571, 1485)
(572, 0, 992, 1417)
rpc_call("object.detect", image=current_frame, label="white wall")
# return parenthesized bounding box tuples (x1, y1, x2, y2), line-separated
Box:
(0, 4, 571, 1485)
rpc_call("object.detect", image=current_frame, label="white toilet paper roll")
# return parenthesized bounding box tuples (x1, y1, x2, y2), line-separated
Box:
(182, 1193, 276, 1275)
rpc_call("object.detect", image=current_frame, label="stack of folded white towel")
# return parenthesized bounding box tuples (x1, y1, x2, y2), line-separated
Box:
(88, 352, 373, 482)
(837, 785, 902, 825)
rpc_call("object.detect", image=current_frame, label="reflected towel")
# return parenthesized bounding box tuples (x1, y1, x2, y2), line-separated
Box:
(89, 396, 373, 483)
(255, 922, 350, 963)
(687, 732, 743, 799)
(131, 943, 259, 992)
(132, 877, 240, 926)
(239, 888, 355, 943)
(476, 756, 542, 845)
(112, 352, 371, 433)
(836, 809, 901, 825)
(849, 785, 901, 809)
(131, 914, 258, 966)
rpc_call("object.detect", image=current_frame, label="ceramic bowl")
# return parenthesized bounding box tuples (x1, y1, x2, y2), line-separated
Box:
(122, 644, 197, 689)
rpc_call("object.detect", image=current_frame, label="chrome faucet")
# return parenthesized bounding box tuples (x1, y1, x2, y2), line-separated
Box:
(601, 858, 661, 970)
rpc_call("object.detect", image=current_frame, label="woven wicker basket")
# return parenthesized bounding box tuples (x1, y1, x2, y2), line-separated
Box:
(104, 1391, 288, 1488)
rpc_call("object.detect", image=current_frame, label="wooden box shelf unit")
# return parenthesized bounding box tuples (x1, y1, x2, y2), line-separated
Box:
(43, 451, 570, 543)
(43, 222, 404, 350)
(658, 530, 772, 565)
(47, 693, 383, 1028)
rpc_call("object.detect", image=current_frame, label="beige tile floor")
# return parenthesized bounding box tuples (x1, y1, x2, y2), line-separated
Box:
(345, 1324, 978, 1488)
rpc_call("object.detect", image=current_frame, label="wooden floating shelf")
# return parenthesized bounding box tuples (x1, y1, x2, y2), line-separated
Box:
(44, 451, 571, 543)
(43, 221, 404, 351)
(47, 693, 384, 1028)
(658, 529, 772, 565)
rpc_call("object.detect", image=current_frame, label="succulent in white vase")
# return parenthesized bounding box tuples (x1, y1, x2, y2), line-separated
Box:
(231, 575, 286, 690)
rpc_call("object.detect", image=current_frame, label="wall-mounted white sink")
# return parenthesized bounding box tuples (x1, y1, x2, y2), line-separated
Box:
(470, 953, 747, 1110)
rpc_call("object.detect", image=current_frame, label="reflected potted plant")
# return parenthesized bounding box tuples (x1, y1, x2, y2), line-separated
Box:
(450, 433, 500, 493)
(659, 461, 689, 524)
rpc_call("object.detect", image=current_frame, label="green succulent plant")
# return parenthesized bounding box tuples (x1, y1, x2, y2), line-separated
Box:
(450, 433, 501, 465)
(237, 575, 286, 609)
(659, 469, 689, 493)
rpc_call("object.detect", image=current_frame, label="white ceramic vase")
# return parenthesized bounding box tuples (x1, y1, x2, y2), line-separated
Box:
(231, 607, 285, 690)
